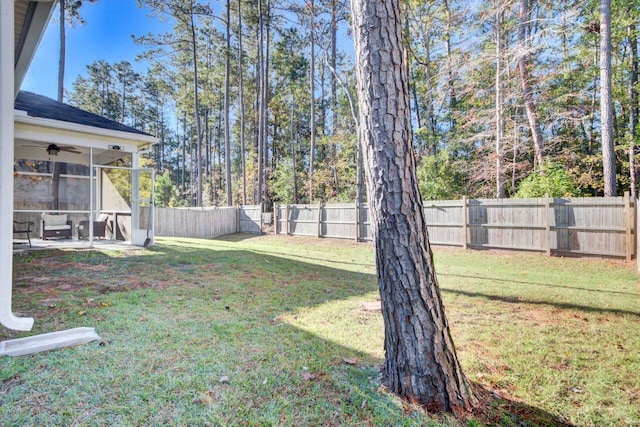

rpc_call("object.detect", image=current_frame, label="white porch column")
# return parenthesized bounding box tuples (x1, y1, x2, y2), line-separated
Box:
(89, 148, 94, 247)
(0, 0, 34, 331)
(131, 153, 140, 233)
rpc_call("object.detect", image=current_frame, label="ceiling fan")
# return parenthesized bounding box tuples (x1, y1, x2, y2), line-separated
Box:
(20, 142, 81, 156)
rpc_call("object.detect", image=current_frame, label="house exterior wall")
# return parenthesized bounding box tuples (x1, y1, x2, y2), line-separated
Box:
(14, 172, 90, 206)
(13, 171, 129, 236)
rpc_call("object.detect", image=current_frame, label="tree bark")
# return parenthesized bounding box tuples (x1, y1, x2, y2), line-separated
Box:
(291, 93, 298, 204)
(350, 0, 476, 414)
(600, 0, 617, 196)
(58, 1, 66, 102)
(238, 0, 247, 205)
(325, 56, 363, 204)
(495, 10, 505, 198)
(629, 22, 638, 199)
(257, 0, 265, 207)
(422, 32, 436, 156)
(308, 0, 316, 202)
(330, 0, 338, 135)
(518, 0, 544, 169)
(181, 113, 186, 201)
(263, 1, 271, 206)
(224, 0, 232, 206)
(189, 7, 204, 206)
(52, 0, 68, 212)
(51, 0, 72, 212)
(443, 0, 456, 130)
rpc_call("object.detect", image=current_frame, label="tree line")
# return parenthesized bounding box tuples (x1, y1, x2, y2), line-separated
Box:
(61, 0, 639, 206)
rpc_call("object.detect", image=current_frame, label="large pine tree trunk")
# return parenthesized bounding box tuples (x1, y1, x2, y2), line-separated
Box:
(351, 0, 476, 414)
(600, 0, 617, 196)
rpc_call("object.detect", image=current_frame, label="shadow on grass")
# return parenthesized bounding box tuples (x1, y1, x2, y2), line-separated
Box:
(5, 239, 580, 425)
(473, 384, 575, 426)
(442, 273, 640, 297)
(215, 232, 267, 242)
(442, 288, 640, 317)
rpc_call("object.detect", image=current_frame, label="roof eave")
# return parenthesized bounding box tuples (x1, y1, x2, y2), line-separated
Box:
(15, 110, 159, 147)
(15, 1, 57, 96)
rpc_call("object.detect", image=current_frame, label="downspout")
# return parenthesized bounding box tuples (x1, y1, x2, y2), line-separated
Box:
(0, 0, 34, 331)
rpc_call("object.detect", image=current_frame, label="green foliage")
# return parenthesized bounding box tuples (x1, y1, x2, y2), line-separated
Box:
(154, 170, 177, 207)
(516, 162, 581, 198)
(417, 151, 463, 200)
(64, 0, 640, 205)
(269, 159, 300, 204)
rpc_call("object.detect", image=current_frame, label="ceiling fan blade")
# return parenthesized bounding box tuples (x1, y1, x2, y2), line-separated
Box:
(60, 148, 82, 154)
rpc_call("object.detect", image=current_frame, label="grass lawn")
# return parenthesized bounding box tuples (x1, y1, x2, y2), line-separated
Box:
(2, 234, 639, 426)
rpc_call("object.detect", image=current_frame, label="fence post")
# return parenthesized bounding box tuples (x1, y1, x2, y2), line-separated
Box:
(625, 191, 632, 261)
(462, 196, 468, 249)
(236, 204, 240, 233)
(355, 199, 359, 242)
(285, 204, 289, 235)
(259, 202, 264, 235)
(545, 195, 552, 256)
(273, 203, 279, 235)
(636, 196, 640, 271)
(317, 201, 323, 238)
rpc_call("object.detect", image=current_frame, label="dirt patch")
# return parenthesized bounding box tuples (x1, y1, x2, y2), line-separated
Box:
(361, 301, 381, 312)
(510, 305, 592, 328)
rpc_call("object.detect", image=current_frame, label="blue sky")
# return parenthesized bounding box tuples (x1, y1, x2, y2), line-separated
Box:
(22, 0, 356, 102)
(22, 0, 171, 99)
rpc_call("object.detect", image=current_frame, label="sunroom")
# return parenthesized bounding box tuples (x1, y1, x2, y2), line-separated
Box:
(13, 90, 158, 250)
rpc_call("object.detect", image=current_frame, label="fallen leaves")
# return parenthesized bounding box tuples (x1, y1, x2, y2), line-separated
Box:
(301, 371, 329, 382)
(301, 372, 316, 381)
(83, 298, 112, 308)
(192, 389, 216, 405)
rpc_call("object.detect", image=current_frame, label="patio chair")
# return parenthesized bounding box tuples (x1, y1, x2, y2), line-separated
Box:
(13, 220, 34, 248)
(40, 213, 72, 240)
(78, 214, 109, 239)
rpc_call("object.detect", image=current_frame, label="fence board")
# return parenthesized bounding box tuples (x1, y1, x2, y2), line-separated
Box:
(239, 205, 261, 234)
(153, 207, 237, 238)
(288, 204, 319, 236)
(277, 197, 635, 259)
(52, 197, 632, 259)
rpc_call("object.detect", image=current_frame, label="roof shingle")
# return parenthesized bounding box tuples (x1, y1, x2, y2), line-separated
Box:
(15, 91, 153, 137)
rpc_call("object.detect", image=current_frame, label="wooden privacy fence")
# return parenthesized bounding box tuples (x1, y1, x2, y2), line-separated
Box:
(148, 205, 261, 239)
(152, 206, 238, 239)
(238, 205, 262, 234)
(274, 194, 637, 260)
